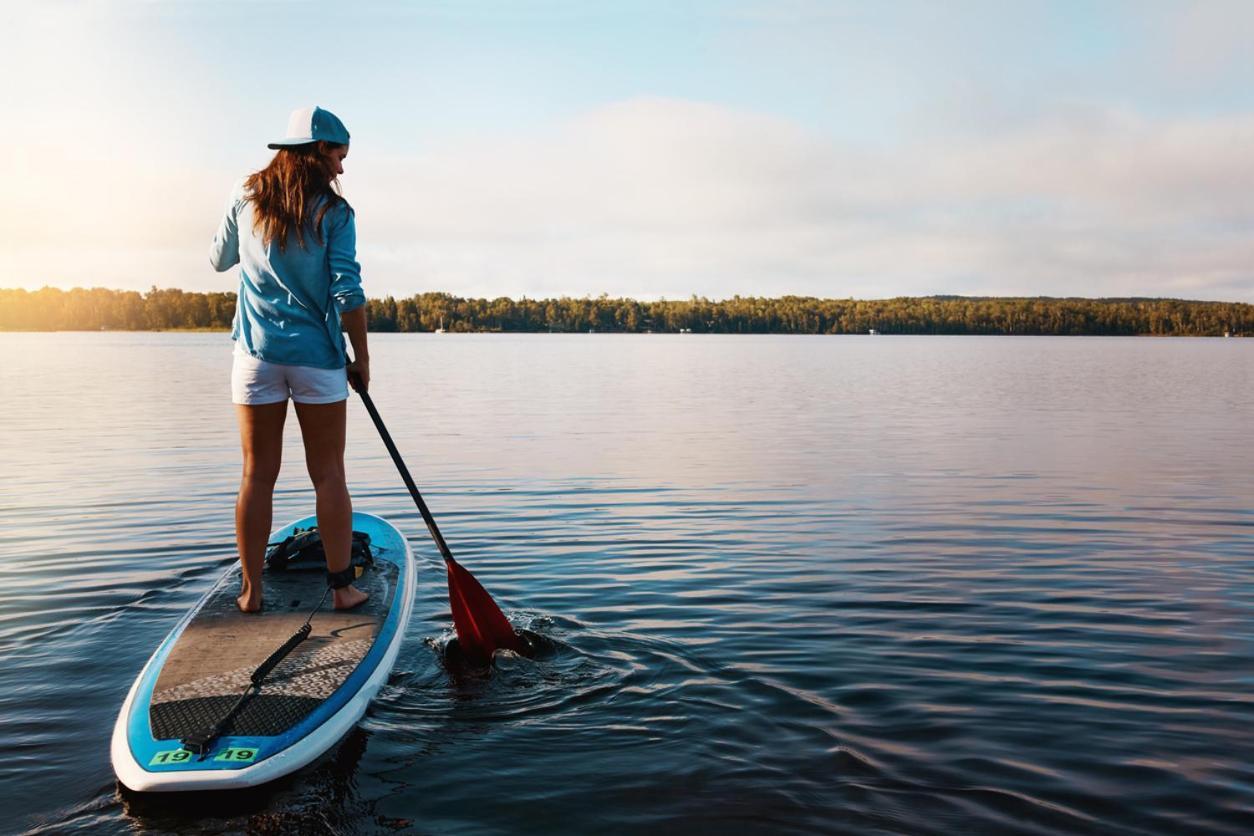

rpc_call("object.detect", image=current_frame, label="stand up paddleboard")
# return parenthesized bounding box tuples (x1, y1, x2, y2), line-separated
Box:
(111, 512, 414, 792)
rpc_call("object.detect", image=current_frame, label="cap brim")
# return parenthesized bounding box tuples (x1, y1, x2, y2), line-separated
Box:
(266, 138, 316, 149)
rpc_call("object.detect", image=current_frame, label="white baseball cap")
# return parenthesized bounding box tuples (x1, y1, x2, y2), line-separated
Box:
(267, 106, 351, 149)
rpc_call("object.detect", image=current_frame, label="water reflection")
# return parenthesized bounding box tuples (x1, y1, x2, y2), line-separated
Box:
(1, 333, 1252, 834)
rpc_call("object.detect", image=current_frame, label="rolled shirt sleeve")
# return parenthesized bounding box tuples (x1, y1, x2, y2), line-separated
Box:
(209, 180, 243, 272)
(327, 204, 365, 313)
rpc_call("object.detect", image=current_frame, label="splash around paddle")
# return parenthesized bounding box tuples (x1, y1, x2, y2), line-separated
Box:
(441, 628, 551, 673)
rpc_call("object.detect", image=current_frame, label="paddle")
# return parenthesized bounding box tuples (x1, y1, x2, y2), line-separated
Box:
(347, 363, 527, 663)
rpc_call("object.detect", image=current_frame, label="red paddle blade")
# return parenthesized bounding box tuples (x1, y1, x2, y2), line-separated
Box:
(446, 556, 525, 662)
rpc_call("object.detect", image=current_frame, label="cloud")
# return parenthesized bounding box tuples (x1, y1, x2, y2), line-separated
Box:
(345, 97, 1254, 301)
(5, 96, 1254, 302)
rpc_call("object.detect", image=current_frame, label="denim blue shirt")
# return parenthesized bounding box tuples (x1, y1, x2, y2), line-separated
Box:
(210, 179, 365, 369)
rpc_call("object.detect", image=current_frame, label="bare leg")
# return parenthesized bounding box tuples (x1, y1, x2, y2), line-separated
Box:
(235, 401, 288, 613)
(294, 399, 368, 610)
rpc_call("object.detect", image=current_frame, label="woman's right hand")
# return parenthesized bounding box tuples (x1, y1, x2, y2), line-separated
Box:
(347, 356, 370, 393)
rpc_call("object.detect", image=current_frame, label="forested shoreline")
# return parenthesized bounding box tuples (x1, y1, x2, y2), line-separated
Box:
(1, 286, 1251, 336)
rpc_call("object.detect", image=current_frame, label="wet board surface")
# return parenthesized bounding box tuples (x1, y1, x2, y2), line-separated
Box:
(111, 512, 415, 792)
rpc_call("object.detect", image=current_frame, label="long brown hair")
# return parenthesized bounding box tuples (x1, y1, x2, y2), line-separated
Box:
(244, 141, 348, 252)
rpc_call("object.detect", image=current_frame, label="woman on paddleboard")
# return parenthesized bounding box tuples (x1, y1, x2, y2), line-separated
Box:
(210, 106, 369, 613)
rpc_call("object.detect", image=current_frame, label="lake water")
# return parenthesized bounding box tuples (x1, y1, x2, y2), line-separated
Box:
(1, 332, 1252, 834)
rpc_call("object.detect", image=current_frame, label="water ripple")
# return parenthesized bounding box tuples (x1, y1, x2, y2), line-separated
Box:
(2, 333, 1253, 833)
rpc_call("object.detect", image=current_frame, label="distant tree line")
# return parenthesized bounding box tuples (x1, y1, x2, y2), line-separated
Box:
(2, 286, 1251, 336)
(0, 286, 236, 331)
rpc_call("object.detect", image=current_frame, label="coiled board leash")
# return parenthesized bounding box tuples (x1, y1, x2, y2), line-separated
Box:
(181, 585, 332, 758)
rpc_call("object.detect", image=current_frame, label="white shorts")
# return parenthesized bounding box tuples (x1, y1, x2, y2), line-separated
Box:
(231, 348, 348, 405)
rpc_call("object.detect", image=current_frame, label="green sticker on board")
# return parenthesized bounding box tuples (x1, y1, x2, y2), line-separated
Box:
(148, 748, 193, 767)
(213, 747, 259, 763)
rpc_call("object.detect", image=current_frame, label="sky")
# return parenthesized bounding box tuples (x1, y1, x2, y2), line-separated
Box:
(3, 0, 1254, 302)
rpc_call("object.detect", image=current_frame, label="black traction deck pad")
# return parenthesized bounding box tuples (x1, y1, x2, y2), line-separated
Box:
(149, 554, 397, 740)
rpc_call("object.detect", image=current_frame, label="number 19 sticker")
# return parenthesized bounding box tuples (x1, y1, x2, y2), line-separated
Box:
(213, 747, 259, 763)
(148, 749, 192, 766)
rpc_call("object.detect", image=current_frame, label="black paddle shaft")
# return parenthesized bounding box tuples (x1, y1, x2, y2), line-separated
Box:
(353, 383, 456, 565)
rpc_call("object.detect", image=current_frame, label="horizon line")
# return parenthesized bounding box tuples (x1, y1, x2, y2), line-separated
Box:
(4, 285, 1254, 307)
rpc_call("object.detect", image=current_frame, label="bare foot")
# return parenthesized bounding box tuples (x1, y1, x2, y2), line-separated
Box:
(333, 584, 369, 610)
(237, 590, 263, 613)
